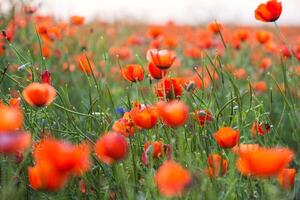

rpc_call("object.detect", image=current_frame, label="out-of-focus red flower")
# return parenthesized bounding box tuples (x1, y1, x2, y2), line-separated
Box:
(193, 110, 213, 126)
(255, 0, 282, 22)
(156, 100, 189, 128)
(277, 168, 296, 190)
(70, 16, 85, 26)
(95, 132, 128, 165)
(22, 82, 56, 107)
(155, 78, 183, 100)
(146, 49, 176, 70)
(141, 141, 165, 165)
(148, 62, 167, 80)
(0, 104, 23, 131)
(154, 160, 192, 197)
(130, 105, 158, 129)
(77, 53, 98, 76)
(236, 146, 294, 178)
(122, 64, 144, 82)
(112, 112, 135, 137)
(29, 137, 91, 191)
(206, 154, 228, 177)
(256, 30, 271, 44)
(213, 127, 239, 148)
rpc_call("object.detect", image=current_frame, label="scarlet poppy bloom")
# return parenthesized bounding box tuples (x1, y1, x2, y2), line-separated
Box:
(255, 0, 282, 22)
(235, 30, 249, 42)
(206, 154, 228, 177)
(259, 57, 272, 70)
(148, 62, 167, 80)
(155, 78, 183, 100)
(112, 112, 135, 137)
(29, 137, 91, 191)
(0, 131, 31, 154)
(77, 53, 97, 76)
(141, 141, 164, 165)
(252, 81, 267, 93)
(277, 168, 296, 190)
(163, 35, 178, 49)
(0, 104, 23, 131)
(95, 132, 128, 165)
(146, 49, 176, 69)
(147, 26, 163, 39)
(256, 30, 271, 44)
(193, 110, 213, 126)
(208, 22, 223, 34)
(184, 47, 202, 59)
(154, 160, 192, 197)
(41, 70, 51, 84)
(130, 105, 158, 129)
(70, 16, 85, 26)
(236, 146, 294, 177)
(122, 64, 144, 82)
(156, 100, 189, 127)
(22, 82, 56, 107)
(33, 138, 91, 176)
(213, 127, 239, 148)
(28, 161, 69, 191)
(250, 121, 271, 136)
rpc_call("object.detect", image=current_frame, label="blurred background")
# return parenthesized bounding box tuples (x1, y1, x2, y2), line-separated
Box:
(1, 0, 300, 25)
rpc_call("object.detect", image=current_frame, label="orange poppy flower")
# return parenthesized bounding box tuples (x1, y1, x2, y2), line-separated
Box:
(256, 30, 271, 44)
(233, 68, 248, 79)
(250, 121, 271, 136)
(70, 16, 85, 26)
(112, 112, 135, 137)
(236, 146, 294, 177)
(206, 154, 228, 177)
(147, 26, 163, 39)
(28, 161, 69, 191)
(155, 78, 183, 100)
(259, 57, 272, 70)
(0, 104, 23, 131)
(193, 110, 213, 126)
(148, 62, 167, 80)
(0, 131, 31, 154)
(29, 137, 90, 191)
(141, 141, 164, 165)
(95, 132, 128, 165)
(235, 29, 249, 42)
(146, 49, 176, 70)
(34, 138, 91, 176)
(156, 100, 189, 128)
(255, 0, 282, 22)
(154, 160, 192, 197)
(277, 168, 296, 190)
(252, 81, 267, 93)
(122, 64, 144, 82)
(22, 82, 56, 107)
(77, 53, 98, 76)
(184, 47, 202, 59)
(208, 22, 223, 34)
(130, 105, 158, 129)
(213, 127, 239, 148)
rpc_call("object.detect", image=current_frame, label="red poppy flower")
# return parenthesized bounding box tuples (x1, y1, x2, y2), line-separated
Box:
(0, 104, 23, 131)
(193, 110, 213, 126)
(213, 127, 239, 148)
(154, 160, 192, 197)
(112, 112, 135, 137)
(95, 132, 128, 165)
(236, 146, 294, 177)
(255, 0, 282, 22)
(155, 78, 183, 100)
(148, 62, 167, 80)
(122, 64, 144, 82)
(277, 168, 296, 190)
(146, 49, 176, 70)
(130, 105, 158, 129)
(156, 100, 189, 128)
(206, 154, 228, 177)
(22, 82, 56, 107)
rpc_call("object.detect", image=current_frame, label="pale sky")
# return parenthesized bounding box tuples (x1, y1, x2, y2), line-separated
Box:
(6, 0, 300, 25)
